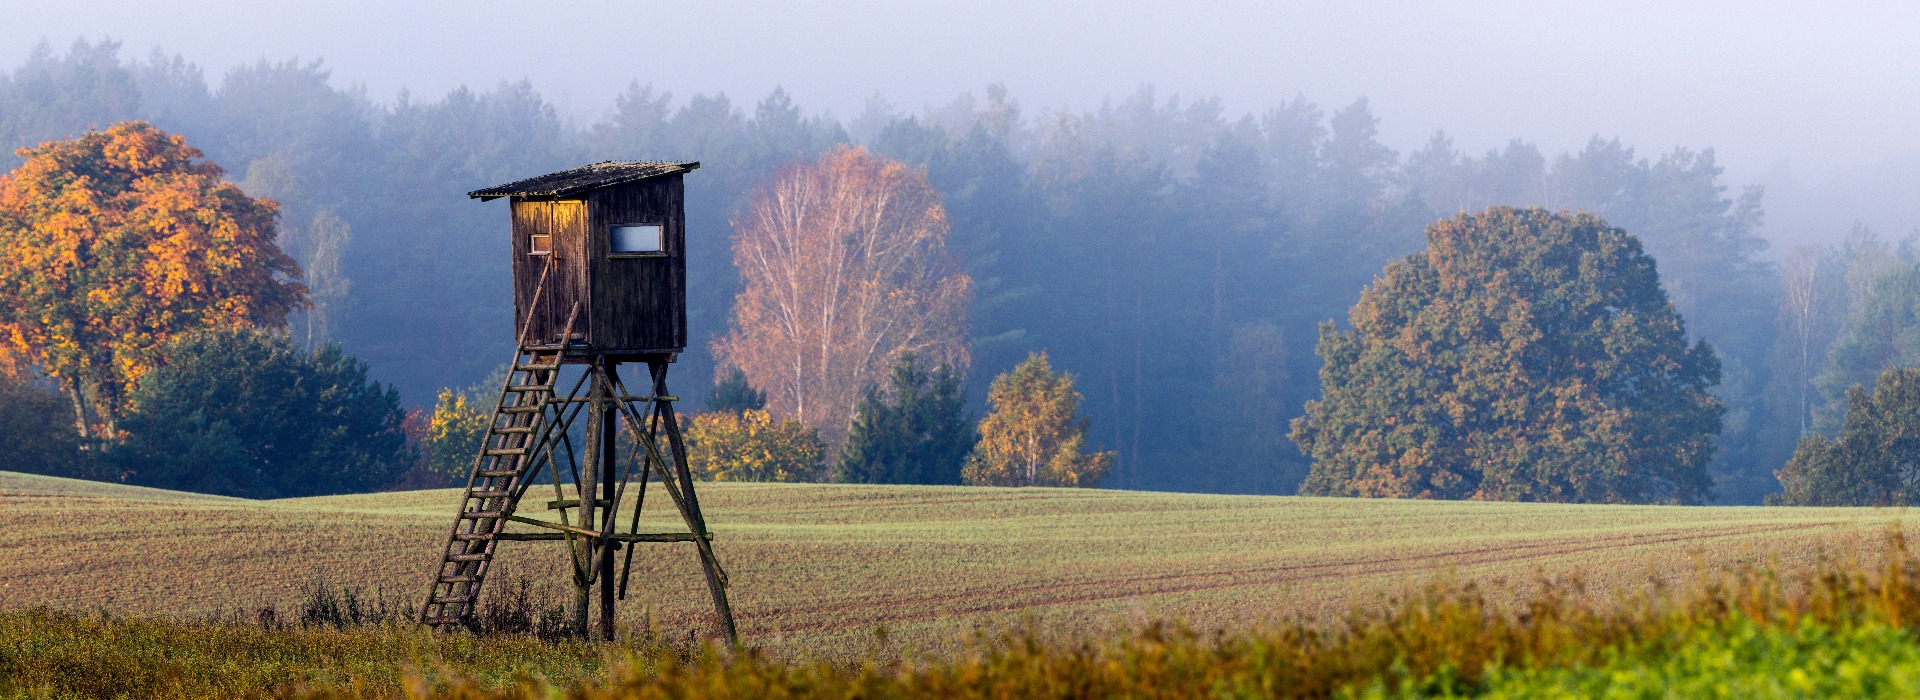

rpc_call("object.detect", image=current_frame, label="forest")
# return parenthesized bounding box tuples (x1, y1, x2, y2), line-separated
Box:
(0, 38, 1896, 504)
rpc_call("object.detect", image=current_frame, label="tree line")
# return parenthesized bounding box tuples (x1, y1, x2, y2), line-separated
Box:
(3, 38, 1910, 504)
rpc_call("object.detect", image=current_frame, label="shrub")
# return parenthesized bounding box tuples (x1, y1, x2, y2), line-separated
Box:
(683, 409, 825, 482)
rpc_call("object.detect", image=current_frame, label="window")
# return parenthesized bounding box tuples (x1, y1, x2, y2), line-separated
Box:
(528, 233, 552, 255)
(610, 224, 664, 255)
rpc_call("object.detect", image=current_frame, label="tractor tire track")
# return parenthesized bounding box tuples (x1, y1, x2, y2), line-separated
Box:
(742, 520, 1849, 635)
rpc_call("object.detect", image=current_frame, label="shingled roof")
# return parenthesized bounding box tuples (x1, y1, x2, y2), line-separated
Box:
(469, 161, 699, 201)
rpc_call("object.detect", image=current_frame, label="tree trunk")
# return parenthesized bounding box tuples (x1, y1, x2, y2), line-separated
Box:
(66, 375, 91, 442)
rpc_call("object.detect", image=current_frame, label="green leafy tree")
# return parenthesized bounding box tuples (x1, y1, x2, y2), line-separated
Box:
(836, 354, 973, 485)
(1293, 207, 1723, 504)
(683, 409, 825, 482)
(1773, 366, 1920, 506)
(705, 366, 766, 413)
(963, 352, 1112, 487)
(111, 328, 406, 498)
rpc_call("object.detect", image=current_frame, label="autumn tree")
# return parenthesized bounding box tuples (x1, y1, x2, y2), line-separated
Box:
(1773, 366, 1920, 506)
(1293, 207, 1723, 504)
(714, 145, 971, 449)
(964, 352, 1112, 487)
(0, 122, 305, 438)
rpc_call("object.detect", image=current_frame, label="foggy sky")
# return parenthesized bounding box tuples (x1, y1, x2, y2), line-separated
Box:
(10, 1, 1920, 245)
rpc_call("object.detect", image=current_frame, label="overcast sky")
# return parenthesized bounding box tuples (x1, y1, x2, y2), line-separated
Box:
(9, 1, 1920, 242)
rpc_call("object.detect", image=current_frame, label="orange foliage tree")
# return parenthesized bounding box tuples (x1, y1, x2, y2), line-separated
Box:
(0, 122, 306, 439)
(715, 145, 971, 447)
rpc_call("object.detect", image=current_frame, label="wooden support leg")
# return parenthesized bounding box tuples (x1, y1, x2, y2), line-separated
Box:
(597, 366, 618, 642)
(574, 363, 602, 639)
(653, 360, 739, 644)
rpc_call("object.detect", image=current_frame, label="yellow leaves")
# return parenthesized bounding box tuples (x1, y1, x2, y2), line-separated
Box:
(683, 409, 826, 483)
(964, 352, 1113, 488)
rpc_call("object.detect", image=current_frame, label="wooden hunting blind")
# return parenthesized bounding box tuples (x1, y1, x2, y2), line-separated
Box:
(471, 161, 696, 355)
(421, 161, 735, 643)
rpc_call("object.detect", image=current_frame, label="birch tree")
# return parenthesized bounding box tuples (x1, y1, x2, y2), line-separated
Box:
(715, 145, 971, 446)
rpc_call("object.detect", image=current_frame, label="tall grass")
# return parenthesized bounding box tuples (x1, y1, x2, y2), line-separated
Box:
(12, 531, 1920, 697)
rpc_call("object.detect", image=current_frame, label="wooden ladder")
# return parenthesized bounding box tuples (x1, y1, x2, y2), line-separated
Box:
(419, 345, 563, 627)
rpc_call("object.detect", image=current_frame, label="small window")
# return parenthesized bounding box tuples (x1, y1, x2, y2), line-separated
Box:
(528, 233, 552, 255)
(610, 224, 664, 255)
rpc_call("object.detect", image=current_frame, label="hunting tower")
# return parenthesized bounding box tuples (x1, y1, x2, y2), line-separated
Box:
(420, 161, 735, 642)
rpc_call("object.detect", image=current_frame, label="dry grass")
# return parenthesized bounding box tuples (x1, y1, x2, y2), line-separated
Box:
(0, 470, 1906, 660)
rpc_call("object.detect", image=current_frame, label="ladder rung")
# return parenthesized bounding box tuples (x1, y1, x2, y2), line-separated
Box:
(438, 575, 479, 583)
(516, 363, 560, 372)
(506, 384, 553, 393)
(484, 448, 530, 456)
(445, 553, 489, 562)
(460, 510, 505, 520)
(475, 469, 520, 478)
(453, 532, 495, 542)
(467, 490, 511, 499)
(500, 405, 542, 414)
(493, 426, 535, 434)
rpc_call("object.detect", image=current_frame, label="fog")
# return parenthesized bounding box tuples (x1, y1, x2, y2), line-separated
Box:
(11, 1, 1920, 244)
(10, 2, 1920, 500)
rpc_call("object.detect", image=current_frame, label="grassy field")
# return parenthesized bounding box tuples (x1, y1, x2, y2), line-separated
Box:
(0, 470, 1908, 660)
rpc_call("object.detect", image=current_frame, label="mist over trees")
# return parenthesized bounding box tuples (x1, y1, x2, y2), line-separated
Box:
(1, 38, 1855, 502)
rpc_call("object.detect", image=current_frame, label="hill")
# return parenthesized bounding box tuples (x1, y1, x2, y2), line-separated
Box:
(0, 472, 1902, 659)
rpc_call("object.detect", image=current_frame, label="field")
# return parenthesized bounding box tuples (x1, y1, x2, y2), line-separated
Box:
(0, 470, 1908, 660)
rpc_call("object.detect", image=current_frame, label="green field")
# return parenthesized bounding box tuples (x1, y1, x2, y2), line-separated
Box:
(0, 470, 1905, 660)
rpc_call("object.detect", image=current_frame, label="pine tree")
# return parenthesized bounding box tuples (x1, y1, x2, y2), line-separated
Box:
(705, 366, 766, 414)
(837, 354, 972, 485)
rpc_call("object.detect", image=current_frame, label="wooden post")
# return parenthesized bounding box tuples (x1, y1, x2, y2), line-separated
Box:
(597, 360, 618, 642)
(574, 362, 602, 638)
(653, 359, 738, 644)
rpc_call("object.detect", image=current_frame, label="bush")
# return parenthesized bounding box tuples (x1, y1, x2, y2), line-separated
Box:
(682, 409, 825, 482)
(412, 364, 510, 488)
(111, 327, 407, 498)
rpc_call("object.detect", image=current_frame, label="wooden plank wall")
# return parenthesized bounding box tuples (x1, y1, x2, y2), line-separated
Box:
(510, 199, 589, 346)
(586, 175, 687, 352)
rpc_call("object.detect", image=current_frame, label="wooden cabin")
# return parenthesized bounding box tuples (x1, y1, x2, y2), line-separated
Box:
(470, 161, 697, 359)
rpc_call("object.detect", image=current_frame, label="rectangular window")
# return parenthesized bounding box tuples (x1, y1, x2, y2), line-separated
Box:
(528, 233, 552, 255)
(610, 224, 664, 255)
